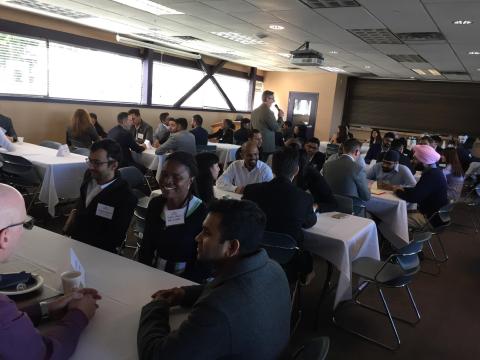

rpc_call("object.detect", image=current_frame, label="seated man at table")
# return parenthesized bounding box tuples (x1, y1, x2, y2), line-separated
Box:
(153, 112, 170, 147)
(323, 138, 371, 215)
(0, 183, 100, 359)
(190, 114, 208, 146)
(155, 118, 196, 155)
(216, 141, 273, 194)
(0, 128, 14, 151)
(137, 199, 291, 360)
(303, 137, 326, 172)
(394, 144, 448, 229)
(107, 112, 146, 172)
(0, 113, 17, 141)
(367, 150, 416, 188)
(129, 109, 153, 144)
(65, 139, 137, 253)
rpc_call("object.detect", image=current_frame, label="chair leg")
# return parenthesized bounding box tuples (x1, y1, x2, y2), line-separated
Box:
(405, 285, 421, 325)
(419, 240, 442, 276)
(291, 280, 302, 335)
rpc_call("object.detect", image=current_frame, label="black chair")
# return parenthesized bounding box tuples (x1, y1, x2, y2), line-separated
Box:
(72, 147, 90, 156)
(119, 166, 147, 199)
(333, 194, 353, 215)
(292, 337, 330, 360)
(196, 144, 217, 153)
(39, 140, 62, 150)
(325, 143, 339, 159)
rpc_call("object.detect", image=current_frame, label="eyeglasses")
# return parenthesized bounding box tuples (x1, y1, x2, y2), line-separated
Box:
(2, 216, 34, 231)
(86, 158, 114, 167)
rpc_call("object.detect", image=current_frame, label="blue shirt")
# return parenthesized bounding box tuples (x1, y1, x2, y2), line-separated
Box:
(190, 126, 208, 146)
(367, 162, 416, 187)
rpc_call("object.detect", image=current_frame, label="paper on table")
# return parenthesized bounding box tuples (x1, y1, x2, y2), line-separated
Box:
(371, 190, 386, 195)
(144, 139, 152, 149)
(56, 144, 70, 157)
(70, 248, 86, 287)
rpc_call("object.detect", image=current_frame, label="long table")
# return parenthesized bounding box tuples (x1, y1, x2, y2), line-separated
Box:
(1, 143, 87, 216)
(208, 142, 240, 168)
(1, 227, 193, 360)
(132, 148, 165, 182)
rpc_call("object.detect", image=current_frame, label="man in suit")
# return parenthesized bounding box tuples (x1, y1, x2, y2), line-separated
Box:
(323, 138, 371, 215)
(107, 112, 146, 171)
(250, 90, 283, 156)
(66, 139, 137, 253)
(156, 118, 196, 155)
(0, 114, 17, 141)
(137, 199, 291, 360)
(304, 137, 326, 172)
(190, 114, 208, 146)
(153, 112, 170, 146)
(129, 109, 153, 144)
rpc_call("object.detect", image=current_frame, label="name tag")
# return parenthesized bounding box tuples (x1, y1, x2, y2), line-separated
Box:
(137, 133, 144, 140)
(96, 203, 115, 220)
(165, 208, 185, 227)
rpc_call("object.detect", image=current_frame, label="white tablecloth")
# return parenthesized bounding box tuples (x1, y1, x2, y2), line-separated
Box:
(2, 227, 193, 360)
(213, 186, 242, 200)
(303, 212, 379, 308)
(132, 149, 165, 182)
(208, 142, 240, 168)
(1, 143, 87, 216)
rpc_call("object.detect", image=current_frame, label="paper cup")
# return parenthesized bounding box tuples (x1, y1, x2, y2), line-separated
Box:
(61, 271, 83, 293)
(17, 137, 24, 144)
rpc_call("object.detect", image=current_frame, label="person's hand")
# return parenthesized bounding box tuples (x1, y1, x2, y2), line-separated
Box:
(278, 109, 285, 118)
(47, 288, 101, 318)
(234, 186, 244, 194)
(140, 143, 147, 149)
(68, 291, 100, 320)
(153, 140, 160, 148)
(151, 287, 186, 306)
(391, 185, 404, 192)
(6, 136, 14, 142)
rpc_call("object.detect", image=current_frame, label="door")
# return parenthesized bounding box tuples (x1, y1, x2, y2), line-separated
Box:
(287, 92, 319, 139)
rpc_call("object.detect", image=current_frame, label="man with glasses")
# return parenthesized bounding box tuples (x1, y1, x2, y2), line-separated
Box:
(0, 183, 101, 359)
(367, 150, 416, 188)
(64, 139, 137, 253)
(303, 137, 326, 172)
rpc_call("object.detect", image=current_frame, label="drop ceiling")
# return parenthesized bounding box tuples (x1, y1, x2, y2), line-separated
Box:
(1, 0, 480, 81)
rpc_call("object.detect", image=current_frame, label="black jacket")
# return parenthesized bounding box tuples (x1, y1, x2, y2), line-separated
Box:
(190, 126, 209, 146)
(296, 166, 337, 213)
(70, 172, 137, 253)
(107, 125, 145, 167)
(234, 128, 250, 145)
(306, 151, 326, 172)
(208, 128, 234, 144)
(243, 177, 317, 245)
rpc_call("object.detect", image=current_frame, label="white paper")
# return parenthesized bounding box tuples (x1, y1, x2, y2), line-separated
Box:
(165, 208, 186, 227)
(96, 203, 114, 220)
(70, 248, 86, 287)
(144, 139, 152, 149)
(56, 144, 70, 157)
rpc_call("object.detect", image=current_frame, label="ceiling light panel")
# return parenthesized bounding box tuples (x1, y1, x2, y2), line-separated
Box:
(395, 32, 445, 42)
(348, 28, 403, 44)
(453, 20, 472, 25)
(319, 66, 347, 73)
(411, 69, 426, 75)
(299, 0, 360, 9)
(6, 0, 90, 19)
(211, 32, 267, 45)
(387, 54, 428, 63)
(110, 0, 183, 15)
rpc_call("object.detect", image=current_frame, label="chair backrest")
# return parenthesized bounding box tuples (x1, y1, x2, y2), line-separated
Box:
(438, 202, 454, 223)
(39, 140, 62, 149)
(261, 231, 298, 265)
(395, 231, 431, 273)
(119, 166, 145, 189)
(333, 194, 353, 215)
(196, 145, 217, 153)
(475, 184, 480, 197)
(326, 143, 339, 158)
(72, 147, 90, 156)
(0, 153, 41, 185)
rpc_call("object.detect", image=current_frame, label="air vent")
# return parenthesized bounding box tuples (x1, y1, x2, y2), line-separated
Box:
(441, 71, 469, 76)
(387, 54, 427, 63)
(396, 32, 445, 42)
(7, 0, 91, 19)
(133, 33, 183, 45)
(299, 0, 360, 8)
(348, 28, 402, 44)
(173, 36, 203, 41)
(211, 53, 245, 60)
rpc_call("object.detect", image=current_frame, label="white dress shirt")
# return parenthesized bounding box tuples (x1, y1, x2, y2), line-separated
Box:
(85, 178, 117, 207)
(216, 160, 273, 192)
(0, 128, 14, 152)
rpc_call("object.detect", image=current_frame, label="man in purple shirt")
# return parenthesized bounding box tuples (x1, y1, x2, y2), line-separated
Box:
(0, 183, 101, 360)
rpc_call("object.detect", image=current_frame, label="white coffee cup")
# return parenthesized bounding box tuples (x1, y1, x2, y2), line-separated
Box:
(17, 137, 24, 144)
(61, 270, 83, 293)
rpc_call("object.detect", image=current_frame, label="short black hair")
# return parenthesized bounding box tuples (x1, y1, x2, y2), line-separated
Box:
(241, 118, 250, 126)
(224, 119, 234, 129)
(272, 147, 299, 179)
(89, 112, 97, 120)
(390, 138, 404, 152)
(343, 138, 362, 154)
(384, 132, 395, 140)
(249, 129, 261, 138)
(306, 137, 320, 146)
(175, 118, 188, 130)
(90, 139, 123, 164)
(128, 109, 140, 116)
(431, 135, 442, 143)
(160, 112, 169, 121)
(117, 112, 129, 123)
(208, 199, 266, 255)
(192, 114, 203, 126)
(420, 135, 433, 144)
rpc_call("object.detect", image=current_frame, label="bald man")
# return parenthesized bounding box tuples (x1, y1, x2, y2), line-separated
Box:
(216, 141, 273, 194)
(0, 184, 101, 359)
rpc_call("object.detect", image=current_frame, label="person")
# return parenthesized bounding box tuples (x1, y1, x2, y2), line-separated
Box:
(195, 152, 220, 205)
(107, 112, 146, 171)
(243, 147, 317, 243)
(364, 129, 382, 164)
(0, 129, 14, 151)
(323, 138, 370, 215)
(375, 131, 396, 161)
(250, 90, 283, 156)
(138, 199, 291, 360)
(233, 118, 251, 145)
(324, 142, 367, 169)
(293, 124, 307, 146)
(139, 152, 208, 282)
(247, 129, 266, 161)
(0, 183, 101, 359)
(303, 137, 326, 172)
(155, 118, 196, 155)
(458, 135, 474, 172)
(208, 119, 234, 144)
(64, 139, 137, 253)
(366, 150, 416, 187)
(89, 113, 107, 138)
(153, 112, 170, 146)
(190, 114, 208, 146)
(442, 147, 464, 202)
(167, 117, 178, 134)
(394, 145, 448, 229)
(431, 135, 444, 154)
(282, 120, 294, 142)
(216, 141, 273, 194)
(331, 125, 353, 144)
(66, 109, 100, 149)
(386, 138, 414, 173)
(0, 113, 17, 141)
(129, 109, 153, 144)
(419, 135, 435, 147)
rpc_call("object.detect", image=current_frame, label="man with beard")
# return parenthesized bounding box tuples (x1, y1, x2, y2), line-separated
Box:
(367, 150, 416, 187)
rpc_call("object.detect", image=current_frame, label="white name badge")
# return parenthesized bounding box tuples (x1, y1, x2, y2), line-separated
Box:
(165, 208, 186, 227)
(137, 133, 144, 140)
(96, 203, 115, 220)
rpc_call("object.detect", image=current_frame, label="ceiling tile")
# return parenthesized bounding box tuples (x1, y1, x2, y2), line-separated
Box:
(199, 0, 258, 13)
(315, 7, 384, 29)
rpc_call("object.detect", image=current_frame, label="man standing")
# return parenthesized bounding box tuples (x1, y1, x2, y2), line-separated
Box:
(137, 199, 291, 360)
(216, 141, 273, 194)
(367, 150, 416, 187)
(65, 139, 137, 253)
(0, 184, 100, 359)
(156, 118, 196, 155)
(129, 109, 153, 144)
(0, 113, 17, 141)
(153, 112, 170, 146)
(250, 90, 283, 156)
(190, 114, 208, 146)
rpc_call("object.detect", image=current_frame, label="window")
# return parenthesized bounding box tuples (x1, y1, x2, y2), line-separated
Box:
(214, 73, 250, 111)
(152, 62, 204, 105)
(253, 81, 264, 109)
(48, 42, 142, 103)
(0, 32, 47, 96)
(182, 79, 229, 110)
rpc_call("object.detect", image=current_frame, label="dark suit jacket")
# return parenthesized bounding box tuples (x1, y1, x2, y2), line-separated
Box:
(297, 166, 337, 213)
(208, 128, 234, 144)
(234, 127, 250, 145)
(306, 151, 326, 172)
(190, 126, 208, 146)
(107, 125, 145, 167)
(70, 172, 137, 253)
(137, 249, 291, 360)
(0, 114, 17, 140)
(130, 120, 153, 143)
(243, 177, 317, 244)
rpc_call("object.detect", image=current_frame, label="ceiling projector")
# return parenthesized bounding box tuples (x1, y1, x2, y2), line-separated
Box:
(290, 42, 324, 66)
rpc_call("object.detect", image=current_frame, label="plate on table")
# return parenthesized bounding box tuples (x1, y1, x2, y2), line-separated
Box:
(0, 274, 44, 296)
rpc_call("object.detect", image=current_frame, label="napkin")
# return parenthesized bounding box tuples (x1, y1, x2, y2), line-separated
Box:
(144, 139, 152, 149)
(56, 144, 71, 157)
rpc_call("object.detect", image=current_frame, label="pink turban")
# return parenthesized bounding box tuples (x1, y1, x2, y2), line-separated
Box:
(413, 144, 440, 165)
